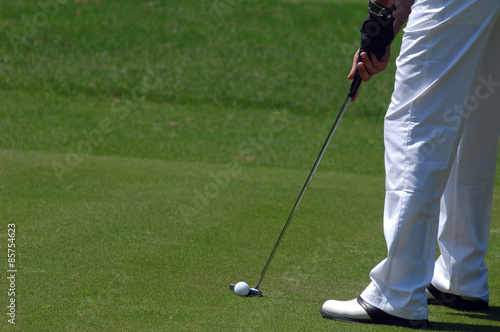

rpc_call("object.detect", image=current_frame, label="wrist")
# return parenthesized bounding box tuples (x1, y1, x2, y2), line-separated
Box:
(361, 0, 397, 59)
(371, 0, 395, 8)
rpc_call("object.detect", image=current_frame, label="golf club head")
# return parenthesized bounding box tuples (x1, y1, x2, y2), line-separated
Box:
(229, 283, 263, 297)
(249, 287, 262, 296)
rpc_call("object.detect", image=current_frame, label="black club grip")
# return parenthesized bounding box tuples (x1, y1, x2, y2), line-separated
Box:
(347, 50, 365, 98)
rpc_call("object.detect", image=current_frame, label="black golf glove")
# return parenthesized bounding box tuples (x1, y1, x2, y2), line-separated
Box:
(359, 2, 396, 59)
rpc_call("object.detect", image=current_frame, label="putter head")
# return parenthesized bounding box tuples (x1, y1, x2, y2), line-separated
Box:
(248, 287, 262, 296)
(229, 283, 263, 297)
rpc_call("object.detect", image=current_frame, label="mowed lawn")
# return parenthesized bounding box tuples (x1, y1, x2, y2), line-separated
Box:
(1, 1, 500, 331)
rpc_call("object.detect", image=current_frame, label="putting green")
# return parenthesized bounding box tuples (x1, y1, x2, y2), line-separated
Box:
(1, 0, 499, 330)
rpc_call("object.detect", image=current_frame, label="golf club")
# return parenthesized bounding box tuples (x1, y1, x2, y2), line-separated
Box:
(230, 64, 363, 297)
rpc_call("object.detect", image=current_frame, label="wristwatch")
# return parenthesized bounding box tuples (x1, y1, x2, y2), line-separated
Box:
(368, 0, 396, 17)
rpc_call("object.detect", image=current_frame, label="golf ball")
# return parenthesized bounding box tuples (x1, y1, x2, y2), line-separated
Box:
(234, 281, 250, 296)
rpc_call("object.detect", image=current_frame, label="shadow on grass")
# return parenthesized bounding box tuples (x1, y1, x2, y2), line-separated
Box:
(430, 306, 500, 331)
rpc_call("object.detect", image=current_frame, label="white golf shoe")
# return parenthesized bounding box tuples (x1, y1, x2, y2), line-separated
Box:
(320, 297, 429, 329)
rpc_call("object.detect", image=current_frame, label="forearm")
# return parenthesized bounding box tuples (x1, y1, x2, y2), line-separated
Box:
(373, 0, 414, 35)
(374, 0, 394, 7)
(393, 0, 414, 35)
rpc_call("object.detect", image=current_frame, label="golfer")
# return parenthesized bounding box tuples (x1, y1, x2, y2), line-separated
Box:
(320, 0, 500, 328)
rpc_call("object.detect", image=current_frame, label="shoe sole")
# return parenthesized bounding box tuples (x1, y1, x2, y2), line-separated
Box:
(320, 308, 428, 329)
(320, 298, 430, 330)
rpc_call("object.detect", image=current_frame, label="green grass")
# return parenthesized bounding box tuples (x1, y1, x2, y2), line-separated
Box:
(1, 0, 500, 331)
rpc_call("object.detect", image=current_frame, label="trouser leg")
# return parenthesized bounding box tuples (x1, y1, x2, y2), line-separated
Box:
(360, 0, 500, 320)
(432, 17, 500, 302)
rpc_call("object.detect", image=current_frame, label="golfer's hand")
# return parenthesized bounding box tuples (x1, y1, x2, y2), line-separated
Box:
(348, 47, 390, 82)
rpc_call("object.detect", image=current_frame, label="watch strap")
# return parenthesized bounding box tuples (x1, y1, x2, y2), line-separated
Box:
(368, 0, 396, 17)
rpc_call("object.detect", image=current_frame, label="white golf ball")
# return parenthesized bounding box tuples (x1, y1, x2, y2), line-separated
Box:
(234, 281, 250, 296)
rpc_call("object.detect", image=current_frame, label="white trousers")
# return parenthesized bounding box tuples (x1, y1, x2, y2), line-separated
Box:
(360, 0, 500, 320)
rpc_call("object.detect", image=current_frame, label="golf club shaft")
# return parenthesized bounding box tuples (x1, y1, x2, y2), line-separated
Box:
(255, 94, 353, 289)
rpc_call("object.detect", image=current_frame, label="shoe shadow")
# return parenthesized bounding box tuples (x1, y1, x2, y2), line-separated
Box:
(430, 306, 500, 331)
